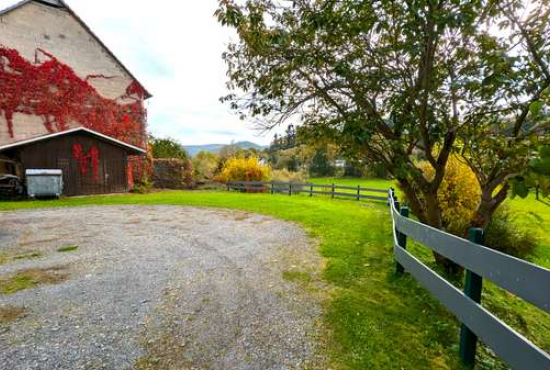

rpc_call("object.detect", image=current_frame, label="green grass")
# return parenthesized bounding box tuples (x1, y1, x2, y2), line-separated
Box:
(308, 177, 395, 191)
(0, 251, 42, 264)
(282, 270, 314, 283)
(506, 195, 550, 266)
(57, 245, 79, 253)
(1, 274, 38, 294)
(13, 252, 42, 260)
(307, 177, 394, 199)
(0, 267, 68, 295)
(0, 187, 549, 369)
(311, 177, 550, 264)
(311, 177, 550, 369)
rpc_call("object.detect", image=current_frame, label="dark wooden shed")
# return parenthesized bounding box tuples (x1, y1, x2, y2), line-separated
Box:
(0, 127, 146, 196)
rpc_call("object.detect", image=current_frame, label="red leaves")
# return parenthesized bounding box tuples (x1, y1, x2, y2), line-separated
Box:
(90, 147, 100, 180)
(0, 45, 146, 147)
(125, 81, 147, 99)
(72, 144, 100, 180)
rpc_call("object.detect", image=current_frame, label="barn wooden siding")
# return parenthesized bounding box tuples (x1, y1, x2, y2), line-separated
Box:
(8, 131, 129, 196)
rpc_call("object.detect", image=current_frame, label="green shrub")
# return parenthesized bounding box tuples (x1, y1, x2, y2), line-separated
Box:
(132, 177, 154, 194)
(192, 151, 219, 181)
(150, 136, 188, 160)
(271, 169, 305, 183)
(484, 206, 537, 259)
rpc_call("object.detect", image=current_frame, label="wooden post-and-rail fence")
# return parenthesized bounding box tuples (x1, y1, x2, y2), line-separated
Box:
(389, 188, 550, 369)
(226, 181, 387, 201)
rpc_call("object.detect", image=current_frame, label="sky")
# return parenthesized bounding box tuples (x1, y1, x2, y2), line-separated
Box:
(0, 0, 277, 146)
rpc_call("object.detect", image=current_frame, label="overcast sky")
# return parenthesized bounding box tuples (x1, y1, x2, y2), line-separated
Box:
(68, 0, 276, 146)
(1, 0, 277, 145)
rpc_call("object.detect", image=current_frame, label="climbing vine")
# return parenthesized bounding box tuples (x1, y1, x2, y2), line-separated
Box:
(72, 144, 100, 180)
(0, 45, 146, 147)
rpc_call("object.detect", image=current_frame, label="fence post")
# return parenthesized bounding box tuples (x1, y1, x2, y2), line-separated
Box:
(396, 206, 409, 275)
(332, 183, 335, 199)
(459, 228, 485, 367)
(271, 182, 274, 194)
(357, 185, 360, 200)
(289, 183, 292, 196)
(392, 192, 399, 211)
(310, 184, 313, 197)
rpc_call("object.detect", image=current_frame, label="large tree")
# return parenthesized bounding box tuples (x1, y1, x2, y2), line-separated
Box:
(216, 0, 550, 268)
(149, 135, 189, 160)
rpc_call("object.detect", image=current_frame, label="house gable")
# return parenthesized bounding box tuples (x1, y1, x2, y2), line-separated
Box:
(0, 0, 149, 147)
(0, 0, 150, 98)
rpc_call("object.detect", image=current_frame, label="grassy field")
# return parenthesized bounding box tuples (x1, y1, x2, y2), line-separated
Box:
(310, 177, 550, 264)
(1, 182, 549, 369)
(308, 177, 394, 191)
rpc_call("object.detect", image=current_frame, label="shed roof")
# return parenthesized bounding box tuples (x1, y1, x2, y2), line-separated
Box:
(0, 127, 147, 155)
(0, 0, 152, 99)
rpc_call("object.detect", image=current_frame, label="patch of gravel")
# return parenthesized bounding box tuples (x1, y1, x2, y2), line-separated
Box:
(0, 206, 328, 370)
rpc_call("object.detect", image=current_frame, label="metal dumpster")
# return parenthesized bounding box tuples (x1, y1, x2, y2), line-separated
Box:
(26, 169, 63, 198)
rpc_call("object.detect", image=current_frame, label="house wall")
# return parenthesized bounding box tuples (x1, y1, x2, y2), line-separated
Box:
(0, 1, 145, 146)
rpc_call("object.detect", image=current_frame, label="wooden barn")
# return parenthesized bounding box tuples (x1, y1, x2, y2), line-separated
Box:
(0, 128, 145, 196)
(0, 0, 151, 196)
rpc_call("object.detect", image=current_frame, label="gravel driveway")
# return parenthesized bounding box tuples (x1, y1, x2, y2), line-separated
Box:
(0, 206, 327, 370)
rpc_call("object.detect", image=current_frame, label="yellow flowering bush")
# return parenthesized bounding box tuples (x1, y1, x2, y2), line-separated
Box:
(419, 155, 481, 235)
(216, 157, 271, 183)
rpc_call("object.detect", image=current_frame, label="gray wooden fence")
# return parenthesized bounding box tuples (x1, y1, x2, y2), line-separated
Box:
(226, 181, 387, 201)
(389, 189, 550, 369)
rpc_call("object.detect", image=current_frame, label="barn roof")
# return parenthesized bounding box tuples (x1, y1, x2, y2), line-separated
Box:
(0, 0, 152, 99)
(0, 127, 147, 155)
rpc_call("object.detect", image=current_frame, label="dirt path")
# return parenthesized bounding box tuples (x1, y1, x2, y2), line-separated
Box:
(0, 206, 327, 370)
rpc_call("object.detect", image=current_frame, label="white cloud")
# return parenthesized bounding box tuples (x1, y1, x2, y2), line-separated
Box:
(0, 0, 278, 145)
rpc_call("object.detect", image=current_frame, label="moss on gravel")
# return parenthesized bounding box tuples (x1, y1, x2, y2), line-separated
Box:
(14, 252, 42, 260)
(0, 305, 26, 324)
(0, 267, 68, 294)
(57, 246, 79, 253)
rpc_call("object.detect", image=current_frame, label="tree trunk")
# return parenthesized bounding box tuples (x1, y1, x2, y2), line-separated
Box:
(397, 178, 427, 222)
(472, 183, 509, 230)
(397, 179, 462, 274)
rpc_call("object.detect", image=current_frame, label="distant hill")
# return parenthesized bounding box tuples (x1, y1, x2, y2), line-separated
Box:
(184, 141, 266, 157)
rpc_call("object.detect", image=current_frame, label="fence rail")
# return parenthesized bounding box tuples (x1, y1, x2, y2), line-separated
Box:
(226, 181, 387, 201)
(389, 189, 550, 369)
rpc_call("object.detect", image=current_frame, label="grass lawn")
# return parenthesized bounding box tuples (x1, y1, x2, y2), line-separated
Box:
(310, 177, 550, 264)
(308, 177, 394, 191)
(1, 185, 549, 369)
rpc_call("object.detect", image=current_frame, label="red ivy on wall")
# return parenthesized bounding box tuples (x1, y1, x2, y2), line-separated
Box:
(72, 144, 100, 180)
(0, 45, 147, 147)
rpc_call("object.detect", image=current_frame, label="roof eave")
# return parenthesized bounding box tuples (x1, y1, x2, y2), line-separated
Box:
(0, 127, 147, 155)
(0, 0, 32, 17)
